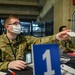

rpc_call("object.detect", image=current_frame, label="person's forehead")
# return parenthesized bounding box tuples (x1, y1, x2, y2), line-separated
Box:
(10, 18, 20, 23)
(62, 27, 67, 31)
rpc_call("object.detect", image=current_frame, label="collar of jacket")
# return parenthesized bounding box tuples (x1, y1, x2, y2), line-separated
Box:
(2, 33, 18, 45)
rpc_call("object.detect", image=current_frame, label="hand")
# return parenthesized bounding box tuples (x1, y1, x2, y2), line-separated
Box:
(8, 60, 26, 70)
(56, 30, 71, 41)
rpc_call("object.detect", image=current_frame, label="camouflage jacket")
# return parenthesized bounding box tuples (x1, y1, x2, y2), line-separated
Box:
(0, 33, 60, 71)
(62, 39, 75, 53)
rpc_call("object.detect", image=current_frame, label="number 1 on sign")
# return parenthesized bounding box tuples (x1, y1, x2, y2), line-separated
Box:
(43, 49, 55, 75)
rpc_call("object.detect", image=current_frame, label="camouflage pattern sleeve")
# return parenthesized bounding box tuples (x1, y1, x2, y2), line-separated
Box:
(0, 61, 9, 70)
(26, 35, 63, 50)
(34, 35, 56, 44)
(0, 46, 10, 70)
(0, 34, 11, 70)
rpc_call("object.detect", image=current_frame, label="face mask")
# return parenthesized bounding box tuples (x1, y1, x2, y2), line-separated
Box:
(9, 24, 21, 34)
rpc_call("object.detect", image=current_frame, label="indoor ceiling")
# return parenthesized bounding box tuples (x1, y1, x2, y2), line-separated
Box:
(0, 0, 46, 21)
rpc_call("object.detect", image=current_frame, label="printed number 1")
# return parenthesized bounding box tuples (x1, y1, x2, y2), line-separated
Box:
(43, 49, 55, 75)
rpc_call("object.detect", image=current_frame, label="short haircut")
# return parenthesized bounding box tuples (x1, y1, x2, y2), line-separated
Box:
(4, 15, 19, 26)
(59, 26, 67, 32)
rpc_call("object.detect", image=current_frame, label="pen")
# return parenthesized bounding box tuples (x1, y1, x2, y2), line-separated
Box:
(8, 69, 17, 75)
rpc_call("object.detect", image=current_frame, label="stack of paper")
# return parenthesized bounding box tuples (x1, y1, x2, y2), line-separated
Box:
(0, 71, 7, 75)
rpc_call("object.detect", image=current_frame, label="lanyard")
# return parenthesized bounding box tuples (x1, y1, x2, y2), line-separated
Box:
(6, 35, 16, 60)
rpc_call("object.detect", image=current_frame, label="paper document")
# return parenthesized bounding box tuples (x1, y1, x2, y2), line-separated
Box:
(0, 71, 7, 75)
(61, 64, 75, 75)
(67, 32, 75, 37)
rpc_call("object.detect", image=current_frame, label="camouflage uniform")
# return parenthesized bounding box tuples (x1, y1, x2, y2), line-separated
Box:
(62, 39, 75, 53)
(0, 33, 62, 70)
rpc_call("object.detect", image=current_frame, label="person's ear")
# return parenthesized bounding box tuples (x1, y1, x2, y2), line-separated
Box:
(5, 25, 9, 29)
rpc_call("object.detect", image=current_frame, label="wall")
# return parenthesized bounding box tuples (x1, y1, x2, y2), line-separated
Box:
(54, 0, 75, 34)
(54, 0, 63, 34)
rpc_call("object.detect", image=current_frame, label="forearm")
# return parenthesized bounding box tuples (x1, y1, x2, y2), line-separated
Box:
(34, 35, 63, 49)
(27, 35, 63, 50)
(34, 35, 56, 44)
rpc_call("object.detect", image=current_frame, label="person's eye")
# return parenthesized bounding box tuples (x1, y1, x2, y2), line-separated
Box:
(14, 23, 18, 25)
(8, 22, 20, 25)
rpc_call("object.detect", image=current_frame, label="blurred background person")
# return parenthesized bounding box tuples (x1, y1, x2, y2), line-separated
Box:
(59, 26, 75, 53)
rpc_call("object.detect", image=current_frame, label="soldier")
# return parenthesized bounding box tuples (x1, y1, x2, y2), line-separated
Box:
(59, 26, 75, 53)
(0, 15, 70, 71)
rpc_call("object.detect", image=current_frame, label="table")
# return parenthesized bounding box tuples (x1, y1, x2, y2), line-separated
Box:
(62, 53, 75, 69)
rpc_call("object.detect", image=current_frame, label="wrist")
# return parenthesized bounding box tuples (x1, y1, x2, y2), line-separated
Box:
(56, 34, 61, 41)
